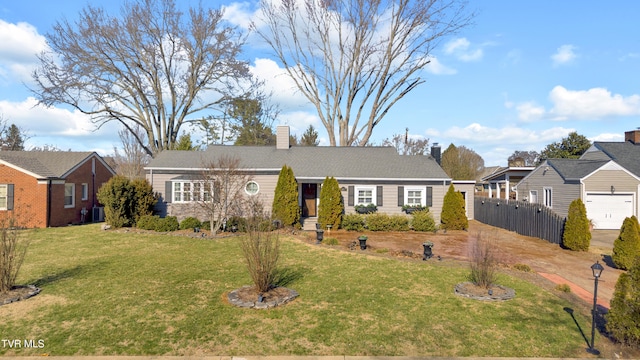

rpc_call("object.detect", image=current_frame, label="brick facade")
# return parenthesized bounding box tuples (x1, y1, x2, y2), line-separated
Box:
(0, 154, 114, 228)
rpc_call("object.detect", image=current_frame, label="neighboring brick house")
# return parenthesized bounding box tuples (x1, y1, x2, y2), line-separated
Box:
(0, 151, 115, 228)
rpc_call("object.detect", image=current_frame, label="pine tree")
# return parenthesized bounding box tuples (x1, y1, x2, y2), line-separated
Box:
(606, 257, 640, 346)
(440, 184, 468, 230)
(562, 198, 591, 251)
(318, 176, 343, 229)
(272, 165, 300, 227)
(612, 216, 640, 270)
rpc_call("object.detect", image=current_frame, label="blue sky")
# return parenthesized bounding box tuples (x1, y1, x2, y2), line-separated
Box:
(0, 0, 638, 166)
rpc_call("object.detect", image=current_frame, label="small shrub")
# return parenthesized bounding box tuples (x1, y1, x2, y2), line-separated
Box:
(512, 263, 532, 272)
(562, 198, 591, 251)
(342, 214, 365, 231)
(137, 215, 160, 230)
(469, 232, 498, 289)
(225, 216, 248, 232)
(201, 221, 211, 231)
(365, 213, 409, 231)
(324, 237, 339, 245)
(411, 209, 437, 232)
(0, 216, 29, 293)
(375, 248, 389, 254)
(606, 257, 640, 346)
(555, 284, 571, 293)
(180, 217, 202, 230)
(241, 230, 280, 293)
(612, 216, 640, 270)
(155, 216, 179, 232)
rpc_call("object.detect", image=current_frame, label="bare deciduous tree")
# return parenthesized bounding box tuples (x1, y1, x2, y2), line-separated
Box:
(113, 125, 151, 179)
(31, 0, 251, 156)
(254, 0, 472, 146)
(199, 155, 254, 235)
(382, 129, 429, 155)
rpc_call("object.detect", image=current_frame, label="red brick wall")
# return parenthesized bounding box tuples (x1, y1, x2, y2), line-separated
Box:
(0, 164, 48, 228)
(49, 156, 114, 227)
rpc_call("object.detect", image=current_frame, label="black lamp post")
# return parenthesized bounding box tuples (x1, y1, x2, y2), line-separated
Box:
(588, 261, 604, 354)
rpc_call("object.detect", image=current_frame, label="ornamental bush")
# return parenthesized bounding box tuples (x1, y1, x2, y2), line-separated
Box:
(440, 184, 468, 230)
(606, 257, 640, 346)
(155, 216, 179, 232)
(612, 216, 640, 270)
(318, 176, 343, 230)
(342, 214, 365, 231)
(137, 215, 160, 230)
(562, 198, 591, 251)
(180, 217, 202, 230)
(411, 209, 437, 232)
(272, 165, 300, 228)
(97, 176, 157, 228)
(365, 213, 410, 231)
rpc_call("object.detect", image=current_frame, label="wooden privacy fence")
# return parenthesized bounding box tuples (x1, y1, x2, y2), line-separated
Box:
(474, 196, 566, 245)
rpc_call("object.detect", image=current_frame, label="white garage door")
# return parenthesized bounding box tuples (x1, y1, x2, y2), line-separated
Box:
(585, 193, 634, 230)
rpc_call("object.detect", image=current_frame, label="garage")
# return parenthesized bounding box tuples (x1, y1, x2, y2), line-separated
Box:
(585, 193, 634, 230)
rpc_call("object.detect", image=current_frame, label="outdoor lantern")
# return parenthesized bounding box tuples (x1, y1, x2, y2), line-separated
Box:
(588, 261, 604, 354)
(316, 229, 324, 244)
(591, 261, 604, 279)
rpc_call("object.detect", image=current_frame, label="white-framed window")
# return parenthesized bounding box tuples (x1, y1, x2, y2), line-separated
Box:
(64, 183, 75, 208)
(355, 186, 376, 205)
(543, 187, 552, 208)
(173, 181, 212, 203)
(245, 181, 259, 196)
(529, 190, 538, 203)
(81, 183, 89, 201)
(405, 187, 426, 206)
(0, 185, 7, 210)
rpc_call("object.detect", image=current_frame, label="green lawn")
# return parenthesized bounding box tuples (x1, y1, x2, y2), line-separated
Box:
(1, 224, 594, 356)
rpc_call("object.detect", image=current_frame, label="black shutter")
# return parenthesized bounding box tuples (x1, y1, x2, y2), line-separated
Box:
(426, 187, 433, 207)
(165, 182, 172, 203)
(348, 186, 354, 206)
(7, 184, 14, 210)
(376, 186, 383, 206)
(397, 186, 404, 206)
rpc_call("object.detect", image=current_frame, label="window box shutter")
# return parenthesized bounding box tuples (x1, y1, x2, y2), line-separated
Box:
(397, 186, 404, 206)
(426, 186, 433, 207)
(348, 186, 354, 206)
(165, 182, 172, 203)
(376, 186, 383, 206)
(7, 184, 14, 210)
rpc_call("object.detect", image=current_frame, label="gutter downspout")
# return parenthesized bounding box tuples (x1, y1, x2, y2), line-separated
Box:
(46, 179, 52, 228)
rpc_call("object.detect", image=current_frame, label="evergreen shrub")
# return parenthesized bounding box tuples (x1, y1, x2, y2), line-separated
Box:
(180, 217, 202, 230)
(342, 214, 365, 231)
(607, 257, 640, 346)
(318, 176, 343, 230)
(155, 216, 179, 232)
(137, 215, 160, 230)
(411, 209, 437, 232)
(562, 198, 591, 251)
(440, 184, 468, 230)
(612, 216, 640, 270)
(272, 165, 300, 228)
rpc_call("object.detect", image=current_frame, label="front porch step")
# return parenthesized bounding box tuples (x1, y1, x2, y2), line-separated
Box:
(301, 217, 318, 231)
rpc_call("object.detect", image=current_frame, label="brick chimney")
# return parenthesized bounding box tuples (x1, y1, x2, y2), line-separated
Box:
(625, 129, 640, 144)
(276, 125, 290, 149)
(430, 143, 441, 165)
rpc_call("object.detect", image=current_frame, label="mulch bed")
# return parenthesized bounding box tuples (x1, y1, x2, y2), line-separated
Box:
(0, 285, 41, 306)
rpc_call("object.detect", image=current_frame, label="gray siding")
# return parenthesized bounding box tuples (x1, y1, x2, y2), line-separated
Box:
(516, 167, 580, 218)
(584, 170, 639, 194)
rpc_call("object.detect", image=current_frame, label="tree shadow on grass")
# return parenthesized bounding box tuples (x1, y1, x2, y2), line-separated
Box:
(273, 266, 305, 288)
(28, 263, 103, 288)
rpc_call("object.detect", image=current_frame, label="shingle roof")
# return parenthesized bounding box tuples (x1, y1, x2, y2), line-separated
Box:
(0, 151, 97, 178)
(547, 158, 610, 180)
(586, 142, 640, 177)
(147, 145, 450, 180)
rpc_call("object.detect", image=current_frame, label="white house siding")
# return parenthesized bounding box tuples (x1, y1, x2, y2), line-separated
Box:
(516, 167, 580, 218)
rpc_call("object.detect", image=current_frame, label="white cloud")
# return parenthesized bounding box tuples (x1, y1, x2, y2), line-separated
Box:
(424, 56, 456, 75)
(590, 133, 624, 142)
(250, 58, 311, 109)
(0, 20, 48, 84)
(516, 102, 546, 122)
(548, 86, 640, 120)
(551, 44, 578, 67)
(278, 110, 320, 134)
(443, 37, 483, 62)
(222, 2, 255, 31)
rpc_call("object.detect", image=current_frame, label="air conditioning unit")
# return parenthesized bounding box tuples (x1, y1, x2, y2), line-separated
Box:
(93, 206, 105, 222)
